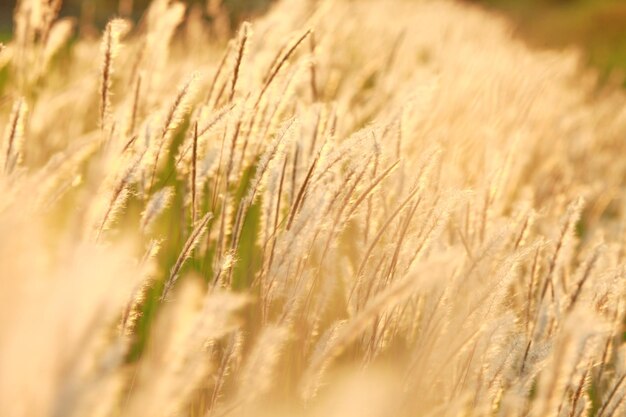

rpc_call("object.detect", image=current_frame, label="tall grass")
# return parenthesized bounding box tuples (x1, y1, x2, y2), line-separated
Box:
(2, 0, 626, 416)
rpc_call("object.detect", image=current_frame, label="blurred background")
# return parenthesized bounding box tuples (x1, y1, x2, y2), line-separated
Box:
(469, 0, 626, 83)
(0, 0, 273, 37)
(2, 0, 626, 83)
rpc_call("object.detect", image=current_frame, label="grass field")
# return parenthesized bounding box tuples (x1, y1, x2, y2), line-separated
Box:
(3, 1, 626, 416)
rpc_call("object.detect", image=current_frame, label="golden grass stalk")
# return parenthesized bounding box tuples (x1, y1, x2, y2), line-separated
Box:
(161, 211, 213, 300)
(140, 186, 175, 233)
(100, 19, 129, 131)
(191, 121, 199, 226)
(228, 22, 251, 103)
(148, 73, 198, 192)
(94, 152, 144, 242)
(2, 98, 28, 174)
